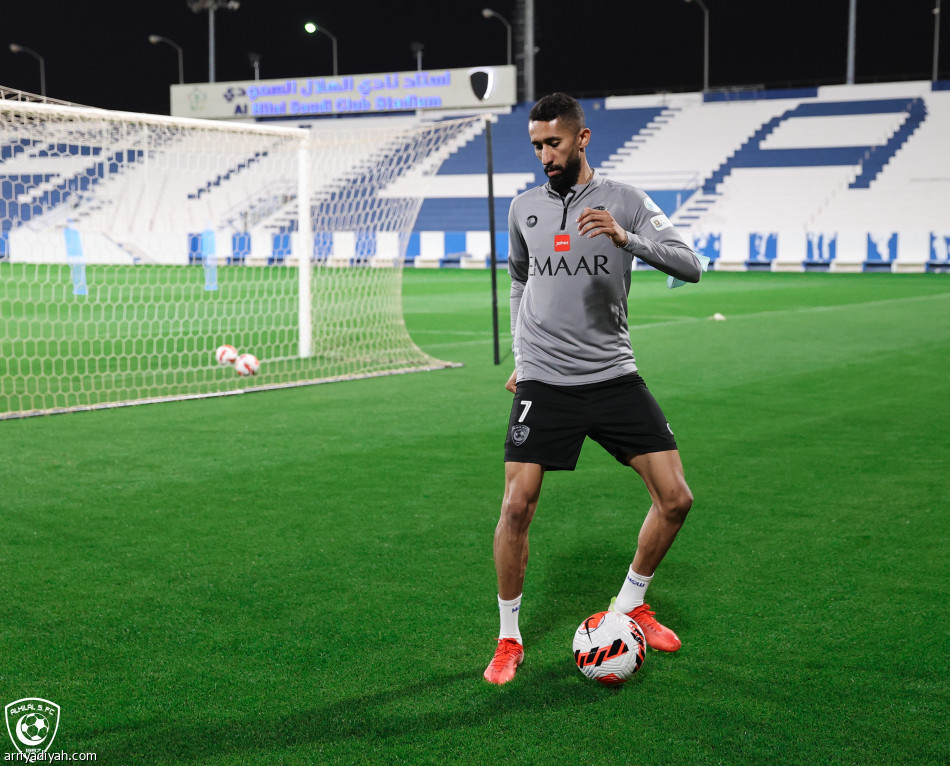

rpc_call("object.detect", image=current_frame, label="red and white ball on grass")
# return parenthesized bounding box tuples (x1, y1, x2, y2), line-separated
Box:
(572, 610, 647, 686)
(215, 344, 238, 365)
(234, 353, 260, 376)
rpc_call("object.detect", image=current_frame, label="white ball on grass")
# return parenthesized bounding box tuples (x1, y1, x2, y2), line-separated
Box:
(234, 353, 260, 376)
(215, 344, 238, 365)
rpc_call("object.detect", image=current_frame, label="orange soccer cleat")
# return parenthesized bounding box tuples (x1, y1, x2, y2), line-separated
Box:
(483, 638, 525, 685)
(625, 603, 682, 653)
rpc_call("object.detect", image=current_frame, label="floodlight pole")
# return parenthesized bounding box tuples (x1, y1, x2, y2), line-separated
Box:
(9, 44, 46, 98)
(304, 24, 339, 77)
(482, 8, 513, 66)
(317, 27, 340, 77)
(326, 29, 339, 77)
(149, 35, 185, 84)
(523, 0, 535, 103)
(188, 0, 240, 84)
(209, 5, 217, 82)
(684, 0, 709, 92)
(411, 41, 424, 71)
(934, 0, 942, 82)
(847, 0, 857, 84)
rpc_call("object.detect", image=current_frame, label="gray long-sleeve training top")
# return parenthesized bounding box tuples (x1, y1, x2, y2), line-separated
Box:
(508, 172, 702, 386)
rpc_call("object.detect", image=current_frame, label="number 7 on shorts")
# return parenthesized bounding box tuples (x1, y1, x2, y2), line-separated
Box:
(518, 400, 532, 423)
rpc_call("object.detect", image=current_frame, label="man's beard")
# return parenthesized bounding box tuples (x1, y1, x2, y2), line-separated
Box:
(546, 152, 583, 195)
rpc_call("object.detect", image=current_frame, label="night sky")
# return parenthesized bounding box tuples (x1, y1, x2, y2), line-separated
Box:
(2, 0, 945, 115)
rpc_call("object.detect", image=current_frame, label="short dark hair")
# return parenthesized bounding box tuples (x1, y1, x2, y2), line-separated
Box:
(528, 92, 586, 133)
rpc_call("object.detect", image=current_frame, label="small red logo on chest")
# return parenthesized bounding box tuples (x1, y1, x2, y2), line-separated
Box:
(554, 234, 571, 252)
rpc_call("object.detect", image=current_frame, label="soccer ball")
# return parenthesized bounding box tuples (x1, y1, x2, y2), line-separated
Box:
(572, 610, 646, 685)
(215, 344, 238, 365)
(234, 353, 260, 376)
(21, 713, 48, 741)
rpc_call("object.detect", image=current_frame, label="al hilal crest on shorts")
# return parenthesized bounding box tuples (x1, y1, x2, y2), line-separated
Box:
(510, 424, 530, 445)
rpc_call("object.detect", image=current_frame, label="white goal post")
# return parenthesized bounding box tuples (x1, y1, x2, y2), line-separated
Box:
(0, 101, 487, 418)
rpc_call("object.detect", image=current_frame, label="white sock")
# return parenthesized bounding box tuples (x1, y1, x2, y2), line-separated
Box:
(498, 594, 522, 643)
(613, 567, 653, 613)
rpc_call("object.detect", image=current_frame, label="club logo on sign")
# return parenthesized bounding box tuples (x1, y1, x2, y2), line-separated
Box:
(5, 698, 60, 755)
(468, 70, 494, 101)
(554, 234, 571, 252)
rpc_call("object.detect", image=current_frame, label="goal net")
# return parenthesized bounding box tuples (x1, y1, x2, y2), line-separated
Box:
(0, 101, 486, 418)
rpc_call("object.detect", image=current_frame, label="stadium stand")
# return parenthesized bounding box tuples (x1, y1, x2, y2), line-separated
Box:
(403, 81, 949, 273)
(2, 81, 948, 272)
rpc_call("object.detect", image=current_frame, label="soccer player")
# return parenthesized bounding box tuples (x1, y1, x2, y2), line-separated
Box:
(483, 93, 704, 685)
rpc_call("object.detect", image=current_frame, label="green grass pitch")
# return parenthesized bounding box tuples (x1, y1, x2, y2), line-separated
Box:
(1, 270, 948, 765)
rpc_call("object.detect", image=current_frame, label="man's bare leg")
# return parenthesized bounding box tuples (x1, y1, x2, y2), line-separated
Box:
(611, 450, 693, 652)
(484, 461, 544, 684)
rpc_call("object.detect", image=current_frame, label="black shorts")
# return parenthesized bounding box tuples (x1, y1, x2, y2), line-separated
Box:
(504, 373, 678, 471)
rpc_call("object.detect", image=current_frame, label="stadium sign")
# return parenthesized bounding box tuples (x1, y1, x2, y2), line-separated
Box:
(171, 65, 516, 120)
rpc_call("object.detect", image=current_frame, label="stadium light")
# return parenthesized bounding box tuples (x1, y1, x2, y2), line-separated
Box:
(9, 43, 46, 98)
(935, 0, 942, 82)
(683, 0, 709, 92)
(188, 0, 240, 84)
(411, 41, 424, 71)
(249, 52, 262, 81)
(148, 35, 185, 85)
(482, 8, 513, 66)
(304, 23, 339, 77)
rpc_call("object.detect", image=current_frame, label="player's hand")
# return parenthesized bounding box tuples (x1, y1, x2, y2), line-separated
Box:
(576, 207, 629, 248)
(505, 369, 518, 394)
